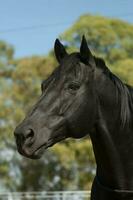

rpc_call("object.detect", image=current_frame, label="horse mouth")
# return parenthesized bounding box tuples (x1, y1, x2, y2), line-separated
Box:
(22, 134, 67, 159)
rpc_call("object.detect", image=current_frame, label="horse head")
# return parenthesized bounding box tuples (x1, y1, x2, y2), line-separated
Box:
(14, 36, 97, 159)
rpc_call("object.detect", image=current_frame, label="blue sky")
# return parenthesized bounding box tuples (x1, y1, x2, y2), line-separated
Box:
(0, 0, 133, 58)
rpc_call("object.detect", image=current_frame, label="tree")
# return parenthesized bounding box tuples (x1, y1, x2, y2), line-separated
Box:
(112, 59, 133, 86)
(60, 14, 133, 64)
(1, 14, 133, 192)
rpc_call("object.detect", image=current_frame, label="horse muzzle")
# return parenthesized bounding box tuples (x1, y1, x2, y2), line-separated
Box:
(14, 117, 68, 159)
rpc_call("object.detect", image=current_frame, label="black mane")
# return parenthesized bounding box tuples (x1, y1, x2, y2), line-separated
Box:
(95, 57, 133, 127)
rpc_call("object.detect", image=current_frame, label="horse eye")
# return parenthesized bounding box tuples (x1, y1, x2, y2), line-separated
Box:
(68, 82, 80, 91)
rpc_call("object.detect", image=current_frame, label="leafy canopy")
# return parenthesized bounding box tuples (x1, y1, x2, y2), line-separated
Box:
(0, 14, 133, 191)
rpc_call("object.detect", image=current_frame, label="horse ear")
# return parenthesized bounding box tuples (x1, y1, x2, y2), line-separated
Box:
(54, 39, 68, 63)
(80, 35, 95, 66)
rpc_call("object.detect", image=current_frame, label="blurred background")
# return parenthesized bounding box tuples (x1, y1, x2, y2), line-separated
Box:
(0, 0, 133, 198)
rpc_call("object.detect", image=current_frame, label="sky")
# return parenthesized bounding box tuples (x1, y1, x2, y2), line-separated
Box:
(0, 0, 133, 58)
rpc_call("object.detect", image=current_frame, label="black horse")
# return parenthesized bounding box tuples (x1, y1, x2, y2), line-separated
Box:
(14, 36, 133, 200)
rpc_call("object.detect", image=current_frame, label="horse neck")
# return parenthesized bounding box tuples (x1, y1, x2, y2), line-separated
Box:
(90, 68, 133, 190)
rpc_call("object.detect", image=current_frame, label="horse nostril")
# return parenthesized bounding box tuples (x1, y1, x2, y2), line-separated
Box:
(25, 129, 34, 139)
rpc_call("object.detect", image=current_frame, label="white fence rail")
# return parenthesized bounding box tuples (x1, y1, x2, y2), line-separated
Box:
(0, 191, 91, 200)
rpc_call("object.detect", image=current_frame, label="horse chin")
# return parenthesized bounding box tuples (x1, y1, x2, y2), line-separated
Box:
(21, 134, 67, 159)
(20, 146, 46, 160)
(18, 144, 47, 160)
(31, 145, 48, 159)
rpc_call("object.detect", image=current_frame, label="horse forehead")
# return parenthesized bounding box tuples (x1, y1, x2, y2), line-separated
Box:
(60, 54, 82, 74)
(62, 53, 80, 66)
(47, 54, 83, 83)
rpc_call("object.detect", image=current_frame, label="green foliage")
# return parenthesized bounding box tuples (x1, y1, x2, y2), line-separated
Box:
(0, 14, 133, 192)
(61, 14, 133, 64)
(112, 59, 133, 85)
